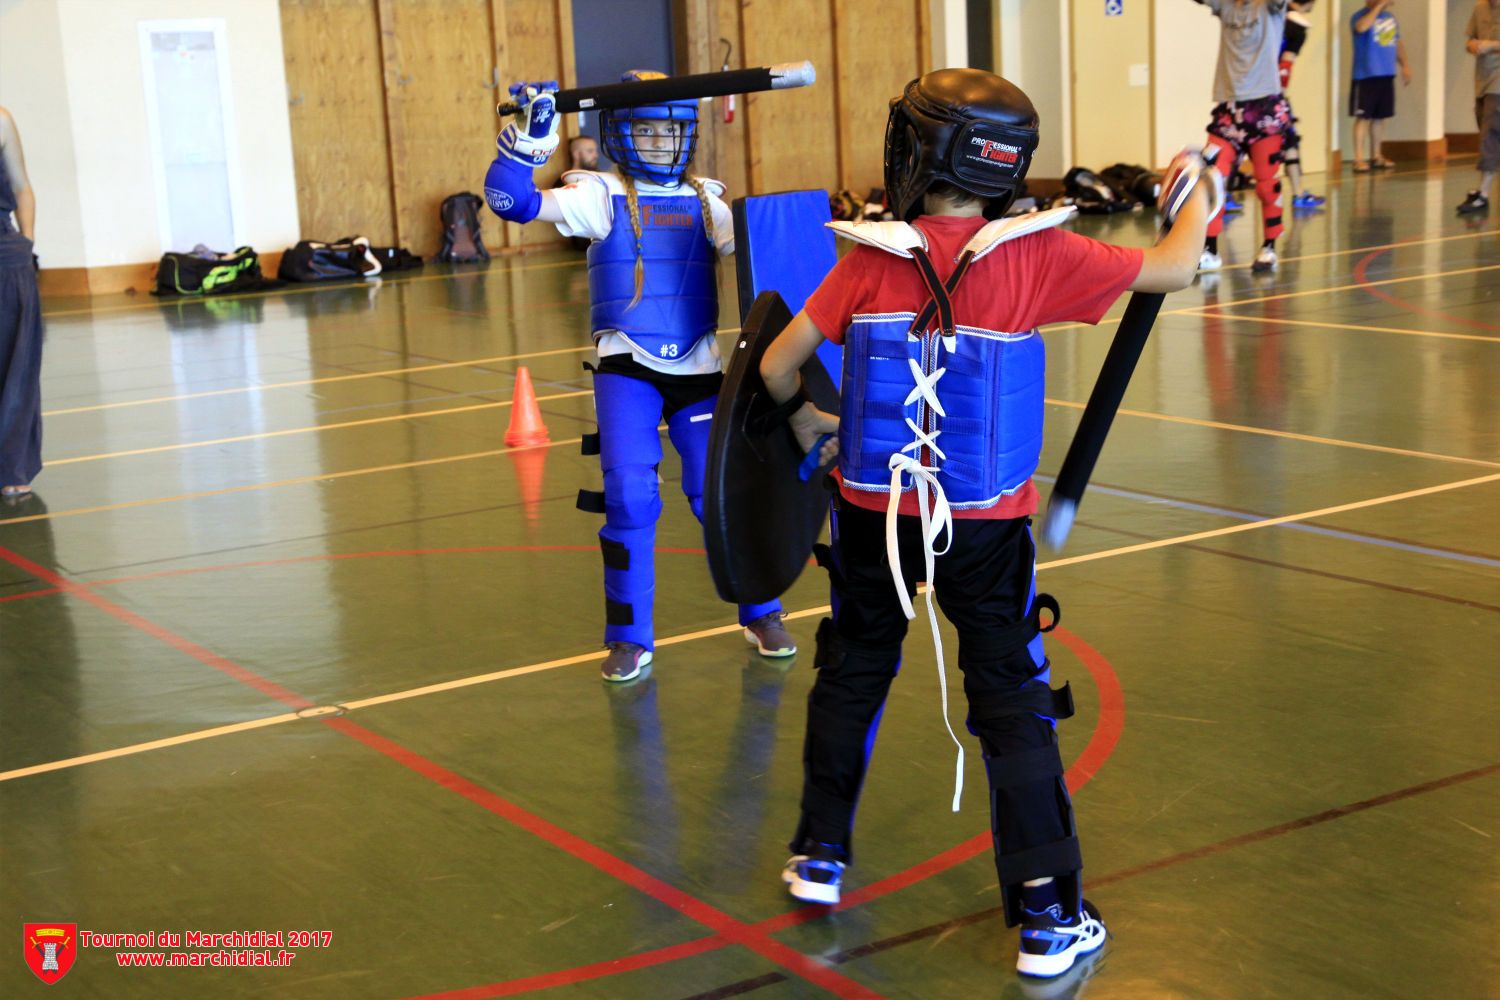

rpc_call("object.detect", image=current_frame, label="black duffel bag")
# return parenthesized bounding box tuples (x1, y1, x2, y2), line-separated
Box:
(154, 245, 264, 296)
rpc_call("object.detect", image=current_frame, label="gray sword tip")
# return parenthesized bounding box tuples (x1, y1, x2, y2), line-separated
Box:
(770, 61, 816, 89)
(1040, 497, 1076, 552)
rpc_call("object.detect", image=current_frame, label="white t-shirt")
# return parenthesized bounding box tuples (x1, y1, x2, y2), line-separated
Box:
(553, 170, 734, 376)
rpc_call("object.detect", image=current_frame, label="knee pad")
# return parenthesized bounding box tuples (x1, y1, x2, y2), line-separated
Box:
(600, 464, 661, 531)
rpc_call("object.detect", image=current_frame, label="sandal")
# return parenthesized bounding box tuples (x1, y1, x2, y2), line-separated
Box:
(1352, 160, 1371, 173)
(1373, 158, 1396, 170)
(1, 485, 33, 498)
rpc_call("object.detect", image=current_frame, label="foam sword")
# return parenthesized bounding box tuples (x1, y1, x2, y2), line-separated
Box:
(496, 62, 816, 116)
(1039, 149, 1221, 551)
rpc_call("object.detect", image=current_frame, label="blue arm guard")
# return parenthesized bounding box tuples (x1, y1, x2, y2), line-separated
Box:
(484, 154, 542, 224)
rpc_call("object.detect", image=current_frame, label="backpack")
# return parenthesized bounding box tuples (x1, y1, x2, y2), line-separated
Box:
(154, 246, 264, 296)
(436, 193, 489, 262)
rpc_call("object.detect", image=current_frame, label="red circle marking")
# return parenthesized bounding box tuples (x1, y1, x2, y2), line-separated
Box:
(1353, 246, 1500, 334)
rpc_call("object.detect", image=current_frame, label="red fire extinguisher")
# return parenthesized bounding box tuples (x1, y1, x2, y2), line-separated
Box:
(720, 39, 735, 123)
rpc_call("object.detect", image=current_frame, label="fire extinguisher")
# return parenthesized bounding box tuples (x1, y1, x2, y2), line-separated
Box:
(720, 39, 735, 123)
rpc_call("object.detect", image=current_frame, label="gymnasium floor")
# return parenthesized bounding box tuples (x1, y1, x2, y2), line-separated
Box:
(3, 161, 1497, 999)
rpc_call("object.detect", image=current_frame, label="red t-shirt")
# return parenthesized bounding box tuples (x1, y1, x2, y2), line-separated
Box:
(805, 214, 1144, 519)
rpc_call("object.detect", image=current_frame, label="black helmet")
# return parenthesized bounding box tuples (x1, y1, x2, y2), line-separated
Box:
(884, 69, 1040, 222)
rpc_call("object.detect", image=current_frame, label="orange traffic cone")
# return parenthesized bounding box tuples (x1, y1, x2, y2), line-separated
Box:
(506, 444, 548, 525)
(505, 366, 550, 447)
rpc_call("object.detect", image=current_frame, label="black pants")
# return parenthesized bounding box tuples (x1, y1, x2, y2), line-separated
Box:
(793, 497, 1080, 921)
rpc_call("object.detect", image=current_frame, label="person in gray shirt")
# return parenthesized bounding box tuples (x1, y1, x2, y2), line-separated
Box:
(1192, 0, 1291, 274)
(1458, 0, 1500, 214)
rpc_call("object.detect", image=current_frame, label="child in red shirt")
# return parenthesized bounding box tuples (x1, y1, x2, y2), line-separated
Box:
(761, 69, 1212, 979)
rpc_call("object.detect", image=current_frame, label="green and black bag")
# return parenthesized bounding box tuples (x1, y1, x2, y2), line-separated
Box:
(154, 246, 264, 296)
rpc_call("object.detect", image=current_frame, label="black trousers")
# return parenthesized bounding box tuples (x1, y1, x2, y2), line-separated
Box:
(793, 497, 1078, 915)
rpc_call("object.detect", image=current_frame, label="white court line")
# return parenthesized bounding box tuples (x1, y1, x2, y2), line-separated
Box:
(6, 470, 1497, 784)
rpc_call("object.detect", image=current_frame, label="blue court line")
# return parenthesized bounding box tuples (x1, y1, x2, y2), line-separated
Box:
(1035, 476, 1500, 571)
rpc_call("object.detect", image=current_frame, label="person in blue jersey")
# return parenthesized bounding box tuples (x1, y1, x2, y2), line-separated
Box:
(1349, 0, 1413, 171)
(483, 72, 794, 682)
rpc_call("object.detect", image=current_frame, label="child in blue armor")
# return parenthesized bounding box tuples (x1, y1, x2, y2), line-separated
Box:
(760, 70, 1215, 978)
(484, 73, 795, 682)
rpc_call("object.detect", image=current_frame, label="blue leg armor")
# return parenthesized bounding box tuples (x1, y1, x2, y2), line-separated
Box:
(666, 393, 781, 627)
(593, 373, 666, 650)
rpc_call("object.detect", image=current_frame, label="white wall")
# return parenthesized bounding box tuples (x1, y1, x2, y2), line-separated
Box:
(1153, 2, 1221, 167)
(932, 0, 970, 72)
(0, 0, 89, 267)
(0, 0, 298, 269)
(998, 0, 1072, 178)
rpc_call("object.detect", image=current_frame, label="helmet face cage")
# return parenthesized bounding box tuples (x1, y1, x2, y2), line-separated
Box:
(600, 102, 699, 185)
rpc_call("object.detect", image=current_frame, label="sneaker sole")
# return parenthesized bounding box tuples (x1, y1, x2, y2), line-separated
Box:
(744, 628, 797, 658)
(1015, 922, 1106, 979)
(601, 650, 652, 683)
(782, 867, 840, 905)
(1252, 261, 1276, 272)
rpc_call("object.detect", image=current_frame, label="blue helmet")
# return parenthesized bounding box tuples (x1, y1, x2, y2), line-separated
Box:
(599, 70, 698, 185)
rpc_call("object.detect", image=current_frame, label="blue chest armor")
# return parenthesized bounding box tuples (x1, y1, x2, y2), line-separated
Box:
(588, 193, 717, 363)
(838, 316, 1045, 509)
(825, 210, 1077, 510)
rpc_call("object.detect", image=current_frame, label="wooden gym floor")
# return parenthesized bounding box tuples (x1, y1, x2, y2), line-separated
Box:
(2, 161, 1497, 999)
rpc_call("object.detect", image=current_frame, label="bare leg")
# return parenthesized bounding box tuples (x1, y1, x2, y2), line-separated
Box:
(1352, 119, 1370, 167)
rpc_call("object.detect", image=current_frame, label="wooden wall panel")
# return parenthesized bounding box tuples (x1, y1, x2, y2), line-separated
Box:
(834, 0, 925, 196)
(739, 0, 838, 193)
(379, 0, 500, 257)
(497, 0, 574, 250)
(280, 0, 396, 244)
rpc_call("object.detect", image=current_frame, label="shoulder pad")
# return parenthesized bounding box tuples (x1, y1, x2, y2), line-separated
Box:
(688, 176, 726, 199)
(825, 220, 928, 258)
(963, 207, 1077, 260)
(561, 170, 622, 195)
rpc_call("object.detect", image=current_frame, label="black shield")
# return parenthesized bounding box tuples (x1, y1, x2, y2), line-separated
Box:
(704, 291, 841, 604)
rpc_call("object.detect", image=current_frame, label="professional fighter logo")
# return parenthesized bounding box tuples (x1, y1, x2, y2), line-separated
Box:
(24, 924, 76, 984)
(968, 136, 1022, 167)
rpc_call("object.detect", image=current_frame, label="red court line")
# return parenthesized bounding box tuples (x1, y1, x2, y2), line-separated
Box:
(0, 542, 879, 999)
(1353, 247, 1500, 334)
(81, 546, 709, 589)
(0, 586, 63, 604)
(755, 625, 1124, 934)
(410, 937, 725, 1000)
(0, 545, 315, 709)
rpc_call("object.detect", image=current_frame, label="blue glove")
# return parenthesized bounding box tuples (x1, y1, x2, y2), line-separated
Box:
(485, 81, 561, 223)
(497, 81, 561, 165)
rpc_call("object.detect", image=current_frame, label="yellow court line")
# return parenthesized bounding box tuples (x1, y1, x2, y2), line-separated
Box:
(1044, 398, 1500, 469)
(6, 469, 1497, 783)
(41, 345, 601, 417)
(1165, 262, 1500, 314)
(0, 436, 586, 527)
(39, 225, 1498, 410)
(1180, 310, 1500, 344)
(46, 390, 594, 466)
(1042, 472, 1500, 570)
(39, 255, 589, 320)
(1214, 227, 1500, 274)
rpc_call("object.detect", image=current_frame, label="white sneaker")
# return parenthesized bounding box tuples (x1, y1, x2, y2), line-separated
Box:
(782, 853, 844, 905)
(1252, 245, 1278, 272)
(1197, 249, 1222, 272)
(1016, 899, 1108, 978)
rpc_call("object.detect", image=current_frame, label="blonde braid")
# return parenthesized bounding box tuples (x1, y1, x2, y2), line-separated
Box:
(687, 176, 716, 250)
(620, 171, 646, 310)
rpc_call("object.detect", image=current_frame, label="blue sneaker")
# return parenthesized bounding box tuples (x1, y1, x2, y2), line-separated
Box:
(1016, 899, 1107, 978)
(1292, 191, 1326, 209)
(1222, 194, 1243, 213)
(782, 848, 845, 905)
